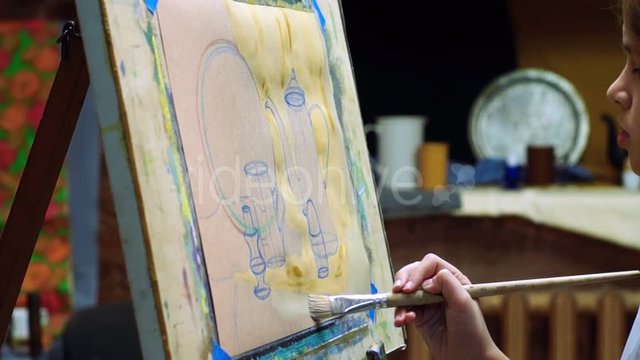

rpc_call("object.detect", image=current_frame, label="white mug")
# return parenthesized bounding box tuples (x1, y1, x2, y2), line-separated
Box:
(365, 115, 427, 189)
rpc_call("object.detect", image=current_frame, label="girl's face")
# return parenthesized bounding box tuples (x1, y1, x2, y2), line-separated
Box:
(608, 25, 640, 174)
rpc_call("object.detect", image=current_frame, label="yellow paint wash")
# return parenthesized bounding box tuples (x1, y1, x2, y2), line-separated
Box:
(150, 34, 193, 220)
(225, 0, 370, 299)
(235, 243, 346, 295)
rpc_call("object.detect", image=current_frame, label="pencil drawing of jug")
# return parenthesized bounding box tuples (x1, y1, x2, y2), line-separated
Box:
(265, 69, 339, 279)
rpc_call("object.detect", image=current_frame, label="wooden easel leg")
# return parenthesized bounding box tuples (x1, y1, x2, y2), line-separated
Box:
(0, 24, 89, 339)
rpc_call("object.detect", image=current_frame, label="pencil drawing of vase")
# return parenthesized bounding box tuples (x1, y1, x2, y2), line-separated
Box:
(243, 160, 286, 268)
(239, 196, 271, 300)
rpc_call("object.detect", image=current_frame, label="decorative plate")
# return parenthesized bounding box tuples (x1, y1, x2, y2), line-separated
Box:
(469, 68, 589, 165)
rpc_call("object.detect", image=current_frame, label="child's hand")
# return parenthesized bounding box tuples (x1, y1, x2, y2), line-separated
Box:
(393, 253, 508, 360)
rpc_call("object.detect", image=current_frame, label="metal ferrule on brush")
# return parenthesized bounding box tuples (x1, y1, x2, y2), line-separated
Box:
(332, 294, 388, 316)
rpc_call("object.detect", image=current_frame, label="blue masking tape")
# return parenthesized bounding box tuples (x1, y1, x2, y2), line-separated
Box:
(212, 342, 232, 360)
(145, 0, 158, 13)
(369, 282, 378, 323)
(312, 0, 326, 29)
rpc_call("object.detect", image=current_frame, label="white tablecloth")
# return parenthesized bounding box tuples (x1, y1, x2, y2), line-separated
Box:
(454, 186, 640, 250)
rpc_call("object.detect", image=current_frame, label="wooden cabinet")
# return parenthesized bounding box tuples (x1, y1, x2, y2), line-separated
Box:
(385, 215, 640, 360)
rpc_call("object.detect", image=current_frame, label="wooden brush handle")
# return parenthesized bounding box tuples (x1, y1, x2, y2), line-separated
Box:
(464, 270, 640, 298)
(386, 291, 444, 307)
(384, 270, 640, 308)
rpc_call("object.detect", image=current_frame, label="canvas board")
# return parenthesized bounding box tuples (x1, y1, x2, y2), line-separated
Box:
(76, 0, 403, 357)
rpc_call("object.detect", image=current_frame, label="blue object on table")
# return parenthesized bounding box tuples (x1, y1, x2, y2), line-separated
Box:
(471, 158, 506, 184)
(556, 164, 593, 183)
(448, 158, 593, 188)
(504, 164, 522, 189)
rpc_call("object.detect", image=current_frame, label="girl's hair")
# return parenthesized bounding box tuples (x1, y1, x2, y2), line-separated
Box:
(623, 0, 640, 37)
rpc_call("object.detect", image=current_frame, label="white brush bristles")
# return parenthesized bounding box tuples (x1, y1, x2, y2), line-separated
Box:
(308, 294, 333, 321)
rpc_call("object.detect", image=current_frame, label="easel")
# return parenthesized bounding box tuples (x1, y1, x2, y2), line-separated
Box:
(0, 21, 87, 341)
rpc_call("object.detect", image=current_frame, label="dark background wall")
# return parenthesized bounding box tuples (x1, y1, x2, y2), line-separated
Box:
(341, 1, 517, 163)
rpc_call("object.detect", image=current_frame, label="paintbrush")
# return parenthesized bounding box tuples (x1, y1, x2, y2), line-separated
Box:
(308, 270, 640, 321)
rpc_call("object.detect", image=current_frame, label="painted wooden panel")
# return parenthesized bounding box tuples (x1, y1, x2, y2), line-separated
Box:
(76, 0, 402, 357)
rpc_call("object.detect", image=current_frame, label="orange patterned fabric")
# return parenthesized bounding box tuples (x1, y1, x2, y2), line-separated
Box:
(0, 20, 71, 349)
